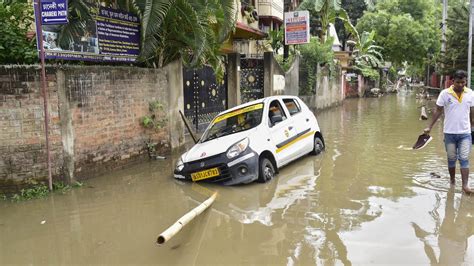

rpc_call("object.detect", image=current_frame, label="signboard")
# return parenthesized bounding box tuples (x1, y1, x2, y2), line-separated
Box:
(284, 11, 310, 45)
(34, 3, 140, 62)
(40, 0, 68, 25)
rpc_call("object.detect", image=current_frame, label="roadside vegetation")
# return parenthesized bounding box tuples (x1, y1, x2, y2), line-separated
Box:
(2, 0, 463, 84)
(0, 0, 37, 64)
(356, 0, 440, 77)
(1, 181, 83, 202)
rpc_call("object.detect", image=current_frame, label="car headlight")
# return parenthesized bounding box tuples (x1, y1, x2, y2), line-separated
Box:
(226, 138, 249, 159)
(175, 157, 184, 172)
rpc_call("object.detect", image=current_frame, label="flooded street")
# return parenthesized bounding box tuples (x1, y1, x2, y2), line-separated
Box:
(1, 93, 474, 265)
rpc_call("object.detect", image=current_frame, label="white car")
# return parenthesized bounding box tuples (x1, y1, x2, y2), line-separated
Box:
(174, 95, 325, 185)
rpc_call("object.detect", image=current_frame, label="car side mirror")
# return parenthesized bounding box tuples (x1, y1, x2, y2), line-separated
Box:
(270, 114, 283, 125)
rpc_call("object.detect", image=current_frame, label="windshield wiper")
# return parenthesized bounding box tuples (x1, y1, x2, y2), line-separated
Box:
(204, 132, 219, 142)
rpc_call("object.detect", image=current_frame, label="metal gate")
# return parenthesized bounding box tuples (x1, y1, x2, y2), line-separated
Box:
(240, 58, 264, 103)
(183, 66, 227, 132)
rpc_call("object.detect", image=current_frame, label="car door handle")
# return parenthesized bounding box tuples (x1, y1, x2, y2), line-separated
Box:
(288, 126, 293, 130)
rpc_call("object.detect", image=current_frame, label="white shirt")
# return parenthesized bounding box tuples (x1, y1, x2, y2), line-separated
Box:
(436, 86, 474, 134)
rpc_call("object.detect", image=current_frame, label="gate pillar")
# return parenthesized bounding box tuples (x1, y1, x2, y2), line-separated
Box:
(264, 52, 273, 97)
(227, 53, 241, 108)
(166, 60, 185, 149)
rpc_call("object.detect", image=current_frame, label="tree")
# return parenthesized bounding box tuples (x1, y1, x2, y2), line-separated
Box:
(335, 0, 371, 49)
(298, 0, 374, 42)
(132, 0, 236, 80)
(438, 0, 469, 75)
(356, 0, 441, 67)
(0, 0, 37, 64)
(348, 31, 384, 80)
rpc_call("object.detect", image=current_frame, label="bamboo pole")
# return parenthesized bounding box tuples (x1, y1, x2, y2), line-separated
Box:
(157, 192, 217, 245)
(179, 110, 198, 144)
(420, 106, 428, 120)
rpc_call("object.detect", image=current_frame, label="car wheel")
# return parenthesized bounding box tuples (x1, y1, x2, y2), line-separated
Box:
(312, 136, 325, 155)
(258, 158, 275, 183)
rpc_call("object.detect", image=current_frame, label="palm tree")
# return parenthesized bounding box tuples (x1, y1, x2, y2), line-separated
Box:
(132, 0, 236, 79)
(347, 31, 383, 75)
(56, 0, 236, 80)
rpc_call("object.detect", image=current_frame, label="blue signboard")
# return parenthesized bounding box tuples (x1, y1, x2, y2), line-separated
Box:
(40, 0, 68, 25)
(34, 3, 140, 63)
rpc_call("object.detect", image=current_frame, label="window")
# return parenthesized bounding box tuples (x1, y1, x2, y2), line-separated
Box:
(283, 98, 301, 116)
(268, 100, 287, 126)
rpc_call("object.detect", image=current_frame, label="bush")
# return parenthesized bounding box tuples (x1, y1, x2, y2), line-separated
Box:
(275, 54, 294, 72)
(298, 37, 335, 95)
(0, 1, 37, 64)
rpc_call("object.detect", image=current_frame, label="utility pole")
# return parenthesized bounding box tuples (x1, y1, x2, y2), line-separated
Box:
(33, 0, 53, 191)
(468, 0, 473, 87)
(440, 0, 447, 88)
(283, 0, 291, 62)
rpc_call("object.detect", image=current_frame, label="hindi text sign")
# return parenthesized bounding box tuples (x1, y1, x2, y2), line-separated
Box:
(40, 0, 68, 25)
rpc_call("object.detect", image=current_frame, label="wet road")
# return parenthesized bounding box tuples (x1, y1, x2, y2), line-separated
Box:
(1, 93, 474, 265)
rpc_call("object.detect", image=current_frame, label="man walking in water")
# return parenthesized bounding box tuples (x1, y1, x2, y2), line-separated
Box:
(424, 70, 473, 194)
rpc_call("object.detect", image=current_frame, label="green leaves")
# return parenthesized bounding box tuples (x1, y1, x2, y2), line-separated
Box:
(438, 1, 469, 74)
(349, 29, 383, 79)
(0, 1, 37, 64)
(299, 37, 335, 94)
(356, 0, 441, 67)
(134, 0, 235, 79)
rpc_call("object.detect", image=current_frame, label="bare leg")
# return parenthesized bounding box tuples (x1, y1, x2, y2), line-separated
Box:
(448, 167, 456, 185)
(460, 168, 472, 194)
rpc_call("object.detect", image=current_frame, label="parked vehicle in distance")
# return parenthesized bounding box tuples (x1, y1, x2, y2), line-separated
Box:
(174, 95, 325, 185)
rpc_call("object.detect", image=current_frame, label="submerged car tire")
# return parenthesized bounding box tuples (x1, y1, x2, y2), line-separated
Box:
(258, 158, 275, 183)
(311, 136, 325, 155)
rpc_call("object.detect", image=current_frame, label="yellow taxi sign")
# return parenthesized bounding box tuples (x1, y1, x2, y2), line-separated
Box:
(213, 103, 263, 124)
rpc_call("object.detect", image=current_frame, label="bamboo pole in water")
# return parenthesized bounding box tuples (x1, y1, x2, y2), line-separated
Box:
(157, 192, 217, 245)
(420, 106, 428, 120)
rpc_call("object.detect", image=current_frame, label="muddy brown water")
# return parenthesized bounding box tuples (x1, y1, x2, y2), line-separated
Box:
(1, 94, 474, 265)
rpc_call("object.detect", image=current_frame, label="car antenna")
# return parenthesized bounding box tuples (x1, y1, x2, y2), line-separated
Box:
(179, 110, 198, 144)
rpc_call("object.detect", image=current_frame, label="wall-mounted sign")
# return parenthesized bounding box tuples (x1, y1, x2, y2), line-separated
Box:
(34, 3, 140, 62)
(284, 10, 310, 45)
(40, 0, 68, 25)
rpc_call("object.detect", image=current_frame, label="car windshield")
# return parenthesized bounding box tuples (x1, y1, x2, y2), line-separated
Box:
(201, 103, 264, 142)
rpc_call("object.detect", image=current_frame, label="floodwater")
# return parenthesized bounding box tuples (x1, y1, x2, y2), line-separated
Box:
(1, 93, 474, 265)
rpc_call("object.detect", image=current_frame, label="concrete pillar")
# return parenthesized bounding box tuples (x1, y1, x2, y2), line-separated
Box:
(166, 60, 185, 150)
(227, 53, 241, 107)
(264, 52, 273, 97)
(57, 70, 76, 184)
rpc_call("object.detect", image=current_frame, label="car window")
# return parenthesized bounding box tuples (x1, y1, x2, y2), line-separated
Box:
(201, 103, 263, 142)
(283, 98, 301, 116)
(268, 100, 287, 126)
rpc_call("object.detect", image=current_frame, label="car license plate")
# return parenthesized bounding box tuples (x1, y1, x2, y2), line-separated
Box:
(191, 167, 220, 181)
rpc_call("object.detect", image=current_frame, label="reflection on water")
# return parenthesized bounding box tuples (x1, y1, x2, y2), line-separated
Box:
(1, 94, 473, 264)
(412, 189, 474, 264)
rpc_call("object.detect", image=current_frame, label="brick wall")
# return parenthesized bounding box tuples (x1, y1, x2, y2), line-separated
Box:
(0, 65, 171, 191)
(0, 66, 62, 191)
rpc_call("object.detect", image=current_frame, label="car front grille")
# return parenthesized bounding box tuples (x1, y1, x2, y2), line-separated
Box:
(184, 154, 232, 183)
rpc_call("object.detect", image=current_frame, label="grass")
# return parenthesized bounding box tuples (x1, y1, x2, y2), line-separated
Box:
(1, 181, 83, 202)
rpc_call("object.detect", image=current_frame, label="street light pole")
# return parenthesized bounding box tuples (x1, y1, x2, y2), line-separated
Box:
(468, 0, 473, 87)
